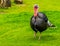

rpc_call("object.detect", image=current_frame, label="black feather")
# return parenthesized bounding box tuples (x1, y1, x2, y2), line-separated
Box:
(30, 12, 48, 33)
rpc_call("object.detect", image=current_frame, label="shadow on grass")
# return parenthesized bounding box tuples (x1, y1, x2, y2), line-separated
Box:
(41, 35, 56, 41)
(27, 34, 57, 42)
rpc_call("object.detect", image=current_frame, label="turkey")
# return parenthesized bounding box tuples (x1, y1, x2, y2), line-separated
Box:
(14, 0, 23, 4)
(30, 4, 55, 40)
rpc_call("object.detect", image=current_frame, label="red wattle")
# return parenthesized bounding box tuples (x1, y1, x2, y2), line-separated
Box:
(34, 8, 38, 17)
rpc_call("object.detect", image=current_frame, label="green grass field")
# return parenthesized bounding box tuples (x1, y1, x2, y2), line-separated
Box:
(0, 0, 60, 46)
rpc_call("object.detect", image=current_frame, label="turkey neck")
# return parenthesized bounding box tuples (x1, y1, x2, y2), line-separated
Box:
(34, 8, 38, 17)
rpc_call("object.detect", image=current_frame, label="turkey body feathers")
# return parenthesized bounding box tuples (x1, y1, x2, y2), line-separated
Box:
(30, 12, 48, 33)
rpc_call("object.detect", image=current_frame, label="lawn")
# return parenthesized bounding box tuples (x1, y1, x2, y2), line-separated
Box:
(0, 0, 60, 46)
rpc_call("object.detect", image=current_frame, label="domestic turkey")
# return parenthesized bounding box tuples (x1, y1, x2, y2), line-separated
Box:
(30, 4, 55, 40)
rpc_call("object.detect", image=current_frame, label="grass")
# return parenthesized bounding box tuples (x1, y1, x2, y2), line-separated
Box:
(0, 0, 60, 46)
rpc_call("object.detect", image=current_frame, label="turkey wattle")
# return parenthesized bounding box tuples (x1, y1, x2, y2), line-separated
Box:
(30, 4, 55, 40)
